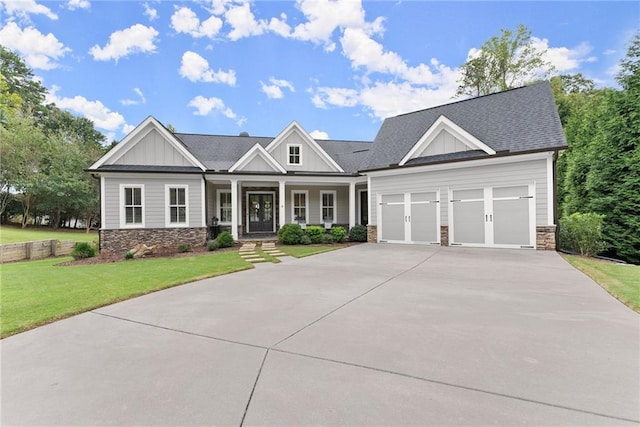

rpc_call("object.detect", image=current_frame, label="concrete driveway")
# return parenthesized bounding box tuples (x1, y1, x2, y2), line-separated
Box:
(2, 244, 638, 426)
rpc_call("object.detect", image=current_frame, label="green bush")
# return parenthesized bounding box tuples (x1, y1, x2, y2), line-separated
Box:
(70, 241, 96, 260)
(330, 226, 347, 243)
(124, 251, 134, 260)
(278, 223, 304, 245)
(177, 243, 192, 253)
(560, 213, 607, 256)
(216, 231, 235, 248)
(321, 233, 335, 244)
(300, 234, 311, 245)
(207, 240, 219, 251)
(305, 226, 324, 243)
(348, 224, 368, 242)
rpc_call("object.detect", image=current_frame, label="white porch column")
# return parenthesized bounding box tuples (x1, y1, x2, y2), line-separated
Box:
(279, 180, 286, 229)
(230, 179, 239, 240)
(349, 181, 356, 229)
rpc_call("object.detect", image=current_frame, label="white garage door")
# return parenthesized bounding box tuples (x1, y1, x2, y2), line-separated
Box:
(380, 192, 439, 244)
(450, 185, 535, 248)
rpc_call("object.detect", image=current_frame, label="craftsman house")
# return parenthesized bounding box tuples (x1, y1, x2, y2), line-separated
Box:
(88, 82, 566, 254)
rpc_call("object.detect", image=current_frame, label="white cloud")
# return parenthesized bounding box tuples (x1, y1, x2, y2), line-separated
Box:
(309, 130, 329, 140)
(67, 0, 89, 10)
(179, 51, 237, 85)
(170, 6, 222, 39)
(311, 87, 359, 109)
(603, 49, 616, 56)
(46, 85, 130, 134)
(89, 24, 158, 61)
(187, 95, 246, 126)
(290, 0, 384, 50)
(532, 37, 595, 73)
(143, 2, 157, 21)
(0, 22, 70, 70)
(225, 2, 267, 41)
(0, 0, 58, 20)
(120, 87, 146, 106)
(260, 77, 295, 99)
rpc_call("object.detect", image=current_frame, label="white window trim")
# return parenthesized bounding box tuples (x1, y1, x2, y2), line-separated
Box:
(287, 143, 303, 166)
(120, 184, 145, 229)
(217, 189, 232, 225)
(291, 190, 309, 224)
(165, 184, 189, 227)
(320, 190, 337, 223)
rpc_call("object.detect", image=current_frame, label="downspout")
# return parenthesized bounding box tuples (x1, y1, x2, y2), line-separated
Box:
(90, 173, 101, 251)
(553, 151, 559, 251)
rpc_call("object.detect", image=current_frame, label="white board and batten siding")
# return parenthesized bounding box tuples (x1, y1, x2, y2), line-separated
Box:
(369, 156, 551, 248)
(113, 129, 194, 167)
(269, 131, 336, 173)
(102, 175, 204, 229)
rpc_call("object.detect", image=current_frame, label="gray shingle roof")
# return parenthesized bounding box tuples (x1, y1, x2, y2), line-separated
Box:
(95, 164, 202, 173)
(174, 133, 371, 173)
(363, 81, 566, 170)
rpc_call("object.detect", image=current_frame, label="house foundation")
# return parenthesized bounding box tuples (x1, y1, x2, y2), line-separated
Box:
(100, 227, 208, 255)
(366, 225, 377, 243)
(536, 225, 557, 250)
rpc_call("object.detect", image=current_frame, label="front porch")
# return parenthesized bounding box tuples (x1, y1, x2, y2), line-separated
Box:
(205, 175, 368, 240)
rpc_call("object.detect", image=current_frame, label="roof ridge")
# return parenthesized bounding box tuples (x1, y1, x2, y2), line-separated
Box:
(389, 81, 549, 119)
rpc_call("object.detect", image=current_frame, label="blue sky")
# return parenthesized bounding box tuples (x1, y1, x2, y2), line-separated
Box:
(0, 0, 636, 143)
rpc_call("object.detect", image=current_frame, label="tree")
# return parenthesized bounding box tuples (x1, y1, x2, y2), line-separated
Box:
(456, 24, 554, 97)
(0, 45, 46, 113)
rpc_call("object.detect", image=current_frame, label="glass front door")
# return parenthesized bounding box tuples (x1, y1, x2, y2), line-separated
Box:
(248, 193, 274, 232)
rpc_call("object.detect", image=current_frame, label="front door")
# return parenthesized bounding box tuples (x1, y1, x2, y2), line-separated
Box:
(248, 193, 274, 232)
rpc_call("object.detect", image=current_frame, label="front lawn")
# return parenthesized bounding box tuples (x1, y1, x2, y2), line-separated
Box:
(0, 225, 98, 245)
(563, 255, 639, 312)
(0, 252, 251, 337)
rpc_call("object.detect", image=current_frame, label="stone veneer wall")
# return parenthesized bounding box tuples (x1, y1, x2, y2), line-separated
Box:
(536, 225, 557, 250)
(366, 225, 377, 243)
(100, 227, 208, 255)
(440, 226, 449, 246)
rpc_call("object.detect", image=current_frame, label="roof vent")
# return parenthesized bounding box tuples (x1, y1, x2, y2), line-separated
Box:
(239, 131, 250, 137)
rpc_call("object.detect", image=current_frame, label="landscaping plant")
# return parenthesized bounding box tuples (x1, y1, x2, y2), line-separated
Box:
(348, 224, 368, 242)
(177, 243, 192, 253)
(330, 226, 347, 243)
(559, 212, 607, 257)
(70, 241, 96, 260)
(277, 223, 304, 245)
(305, 226, 324, 243)
(216, 231, 235, 248)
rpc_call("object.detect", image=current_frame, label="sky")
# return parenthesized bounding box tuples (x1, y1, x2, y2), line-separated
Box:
(0, 0, 637, 143)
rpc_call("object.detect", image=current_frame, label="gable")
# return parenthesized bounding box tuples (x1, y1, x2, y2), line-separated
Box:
(399, 115, 495, 166)
(266, 122, 344, 173)
(89, 117, 205, 171)
(229, 143, 286, 173)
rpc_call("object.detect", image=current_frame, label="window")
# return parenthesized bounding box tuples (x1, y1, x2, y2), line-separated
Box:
(165, 185, 188, 226)
(218, 190, 232, 223)
(320, 191, 336, 223)
(287, 144, 301, 165)
(292, 190, 308, 223)
(121, 185, 144, 228)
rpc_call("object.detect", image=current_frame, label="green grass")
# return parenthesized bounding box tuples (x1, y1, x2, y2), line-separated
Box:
(278, 244, 346, 258)
(0, 225, 98, 245)
(0, 251, 251, 337)
(563, 255, 640, 312)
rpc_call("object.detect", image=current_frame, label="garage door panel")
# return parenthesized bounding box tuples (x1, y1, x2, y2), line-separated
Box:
(410, 203, 438, 243)
(493, 199, 530, 246)
(452, 200, 485, 244)
(381, 203, 405, 241)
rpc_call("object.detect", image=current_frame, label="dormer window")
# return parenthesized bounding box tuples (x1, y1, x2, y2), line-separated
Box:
(287, 144, 301, 165)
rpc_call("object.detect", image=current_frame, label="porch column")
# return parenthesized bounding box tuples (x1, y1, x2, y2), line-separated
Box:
(230, 179, 239, 240)
(349, 181, 356, 230)
(279, 180, 286, 229)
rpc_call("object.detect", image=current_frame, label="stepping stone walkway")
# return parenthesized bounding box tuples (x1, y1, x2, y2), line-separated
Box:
(239, 242, 288, 263)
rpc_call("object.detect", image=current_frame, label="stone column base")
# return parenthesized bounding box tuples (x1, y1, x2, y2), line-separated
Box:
(440, 225, 449, 246)
(536, 225, 557, 250)
(367, 225, 377, 243)
(100, 227, 208, 255)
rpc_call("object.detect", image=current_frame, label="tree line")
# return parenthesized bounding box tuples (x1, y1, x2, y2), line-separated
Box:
(1, 45, 107, 231)
(457, 27, 639, 264)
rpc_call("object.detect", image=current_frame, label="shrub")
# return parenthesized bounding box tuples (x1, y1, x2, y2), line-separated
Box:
(177, 243, 192, 253)
(70, 241, 96, 260)
(216, 231, 235, 248)
(124, 251, 134, 260)
(305, 225, 324, 243)
(207, 240, 219, 251)
(330, 226, 347, 243)
(300, 234, 312, 245)
(321, 233, 335, 244)
(560, 212, 607, 256)
(348, 224, 368, 242)
(278, 223, 304, 245)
